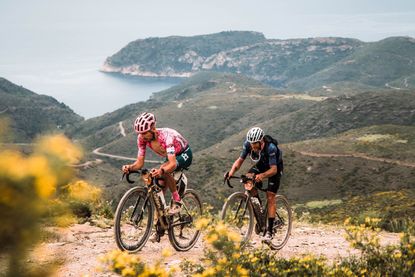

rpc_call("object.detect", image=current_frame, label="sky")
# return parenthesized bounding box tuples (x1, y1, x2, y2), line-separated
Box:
(0, 0, 414, 57)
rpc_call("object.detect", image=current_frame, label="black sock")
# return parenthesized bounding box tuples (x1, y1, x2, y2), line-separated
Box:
(268, 218, 275, 233)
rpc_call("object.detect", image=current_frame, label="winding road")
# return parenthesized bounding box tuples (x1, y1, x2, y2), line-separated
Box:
(91, 121, 162, 164)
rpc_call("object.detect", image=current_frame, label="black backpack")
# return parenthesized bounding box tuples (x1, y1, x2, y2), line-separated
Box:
(263, 135, 278, 147)
(263, 135, 283, 173)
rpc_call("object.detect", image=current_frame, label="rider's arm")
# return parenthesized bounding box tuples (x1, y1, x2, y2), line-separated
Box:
(229, 141, 250, 176)
(130, 155, 145, 171)
(161, 154, 177, 174)
(229, 157, 244, 176)
(256, 165, 277, 181)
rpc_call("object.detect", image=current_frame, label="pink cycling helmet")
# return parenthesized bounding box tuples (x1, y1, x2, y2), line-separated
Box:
(134, 112, 156, 133)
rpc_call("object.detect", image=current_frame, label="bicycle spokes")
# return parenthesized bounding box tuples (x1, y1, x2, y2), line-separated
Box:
(114, 188, 153, 252)
(168, 190, 202, 251)
(268, 195, 292, 250)
(221, 192, 254, 246)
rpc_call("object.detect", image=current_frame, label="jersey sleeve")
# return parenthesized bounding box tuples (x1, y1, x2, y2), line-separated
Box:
(267, 143, 279, 167)
(240, 141, 251, 159)
(137, 136, 147, 157)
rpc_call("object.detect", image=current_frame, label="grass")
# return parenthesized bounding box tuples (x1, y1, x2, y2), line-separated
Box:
(290, 124, 415, 164)
(294, 189, 415, 233)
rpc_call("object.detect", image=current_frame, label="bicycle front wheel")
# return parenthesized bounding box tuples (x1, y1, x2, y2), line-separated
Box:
(168, 189, 202, 251)
(269, 195, 292, 250)
(221, 192, 254, 247)
(114, 187, 154, 253)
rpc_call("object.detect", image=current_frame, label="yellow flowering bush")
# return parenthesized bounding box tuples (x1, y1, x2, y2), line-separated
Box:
(182, 217, 330, 276)
(340, 217, 415, 276)
(63, 180, 102, 219)
(0, 133, 101, 276)
(182, 216, 415, 276)
(100, 250, 172, 277)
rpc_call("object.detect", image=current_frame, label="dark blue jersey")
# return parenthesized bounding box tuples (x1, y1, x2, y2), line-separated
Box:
(240, 140, 283, 173)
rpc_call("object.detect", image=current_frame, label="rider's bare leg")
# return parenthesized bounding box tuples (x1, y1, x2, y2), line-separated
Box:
(266, 191, 276, 234)
(163, 172, 179, 200)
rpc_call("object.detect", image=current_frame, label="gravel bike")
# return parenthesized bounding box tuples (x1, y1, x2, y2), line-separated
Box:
(221, 174, 292, 250)
(114, 169, 202, 252)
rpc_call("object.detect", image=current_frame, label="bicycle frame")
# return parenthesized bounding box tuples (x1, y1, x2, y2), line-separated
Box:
(123, 169, 190, 230)
(225, 175, 285, 236)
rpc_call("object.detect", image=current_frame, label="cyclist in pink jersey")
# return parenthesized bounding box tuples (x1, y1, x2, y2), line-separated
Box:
(122, 112, 192, 216)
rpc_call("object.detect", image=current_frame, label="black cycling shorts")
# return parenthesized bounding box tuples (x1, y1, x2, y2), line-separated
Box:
(248, 166, 282, 193)
(164, 146, 193, 171)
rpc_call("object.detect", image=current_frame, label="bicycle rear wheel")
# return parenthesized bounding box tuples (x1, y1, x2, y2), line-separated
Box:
(221, 192, 254, 247)
(168, 189, 202, 251)
(114, 187, 153, 252)
(269, 195, 292, 250)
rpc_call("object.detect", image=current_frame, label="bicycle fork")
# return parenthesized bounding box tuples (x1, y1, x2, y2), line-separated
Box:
(231, 194, 250, 229)
(130, 195, 147, 225)
(250, 195, 267, 235)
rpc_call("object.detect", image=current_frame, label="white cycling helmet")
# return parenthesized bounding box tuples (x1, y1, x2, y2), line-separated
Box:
(134, 112, 156, 133)
(246, 127, 264, 143)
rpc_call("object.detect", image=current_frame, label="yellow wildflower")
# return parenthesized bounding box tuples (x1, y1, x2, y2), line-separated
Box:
(162, 248, 172, 258)
(35, 134, 82, 164)
(121, 267, 135, 277)
(195, 217, 210, 229)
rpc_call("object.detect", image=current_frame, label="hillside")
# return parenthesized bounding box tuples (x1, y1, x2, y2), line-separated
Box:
(175, 90, 415, 208)
(102, 32, 415, 92)
(289, 37, 415, 91)
(289, 125, 415, 164)
(67, 72, 316, 155)
(186, 125, 415, 209)
(259, 90, 415, 143)
(70, 77, 415, 210)
(102, 31, 266, 77)
(0, 77, 83, 142)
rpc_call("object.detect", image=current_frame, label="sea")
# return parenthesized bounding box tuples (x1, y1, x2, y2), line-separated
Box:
(0, 1, 182, 119)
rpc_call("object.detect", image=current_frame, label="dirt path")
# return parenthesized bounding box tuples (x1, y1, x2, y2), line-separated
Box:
(118, 122, 126, 137)
(70, 159, 103, 169)
(289, 148, 415, 168)
(28, 222, 399, 276)
(385, 82, 403, 90)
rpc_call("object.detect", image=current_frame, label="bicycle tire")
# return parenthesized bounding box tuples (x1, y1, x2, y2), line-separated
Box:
(269, 195, 292, 250)
(168, 189, 202, 251)
(114, 187, 154, 252)
(221, 192, 254, 247)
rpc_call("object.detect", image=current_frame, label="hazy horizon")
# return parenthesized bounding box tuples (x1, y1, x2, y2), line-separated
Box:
(0, 0, 414, 118)
(1, 0, 414, 58)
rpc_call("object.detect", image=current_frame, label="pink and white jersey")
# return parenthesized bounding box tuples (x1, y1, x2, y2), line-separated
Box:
(137, 128, 188, 157)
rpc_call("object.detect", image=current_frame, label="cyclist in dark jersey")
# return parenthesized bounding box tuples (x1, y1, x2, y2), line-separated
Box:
(226, 127, 283, 243)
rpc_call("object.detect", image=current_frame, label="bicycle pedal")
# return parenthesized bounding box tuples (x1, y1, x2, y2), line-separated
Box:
(261, 239, 272, 245)
(149, 233, 161, 243)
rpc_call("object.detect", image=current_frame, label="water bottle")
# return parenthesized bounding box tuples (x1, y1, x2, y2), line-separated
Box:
(251, 197, 263, 215)
(181, 173, 188, 186)
(157, 189, 166, 209)
(177, 173, 188, 196)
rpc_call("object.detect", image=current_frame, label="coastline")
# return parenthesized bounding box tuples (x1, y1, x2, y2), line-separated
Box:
(100, 62, 193, 79)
